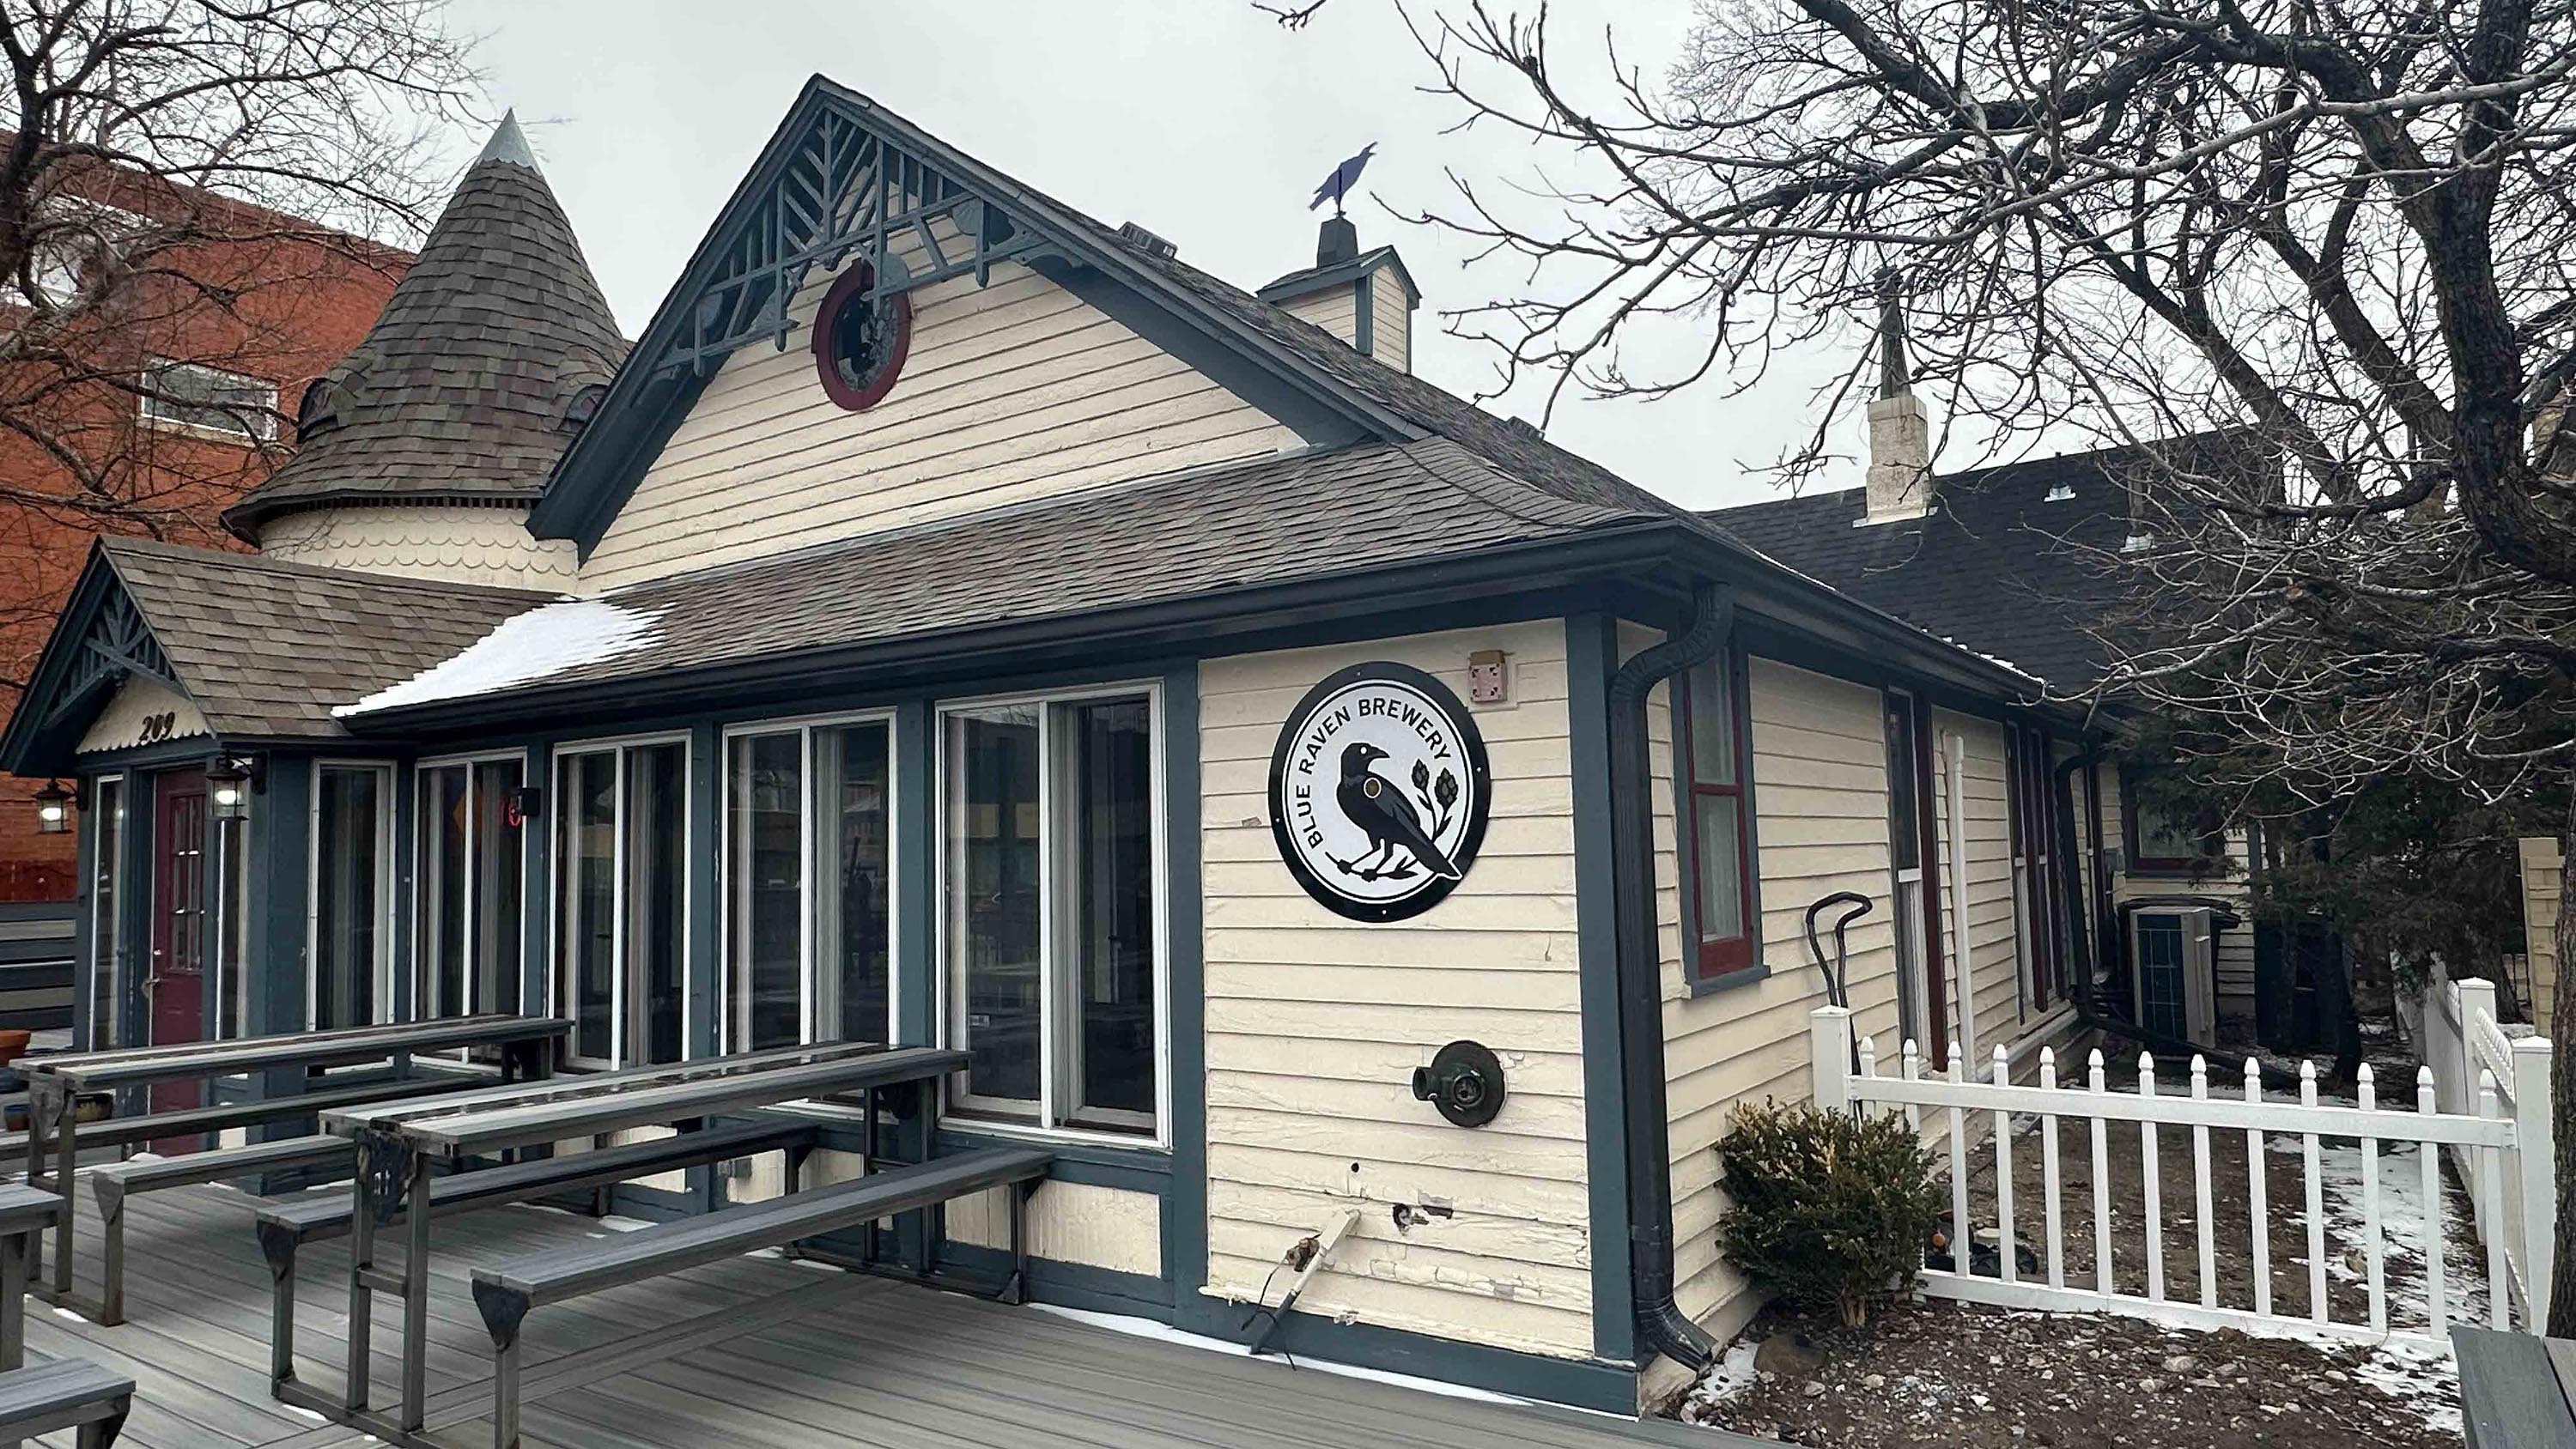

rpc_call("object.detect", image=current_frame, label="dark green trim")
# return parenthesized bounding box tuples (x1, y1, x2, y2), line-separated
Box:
(893, 700, 936, 1050)
(521, 743, 551, 1022)
(1199, 1300, 1639, 1415)
(1030, 257, 1366, 449)
(69, 774, 101, 1052)
(687, 722, 721, 1059)
(934, 1129, 1172, 1196)
(1565, 616, 1637, 1366)
(1161, 661, 1208, 1310)
(1255, 247, 1420, 310)
(900, 1240, 1175, 1317)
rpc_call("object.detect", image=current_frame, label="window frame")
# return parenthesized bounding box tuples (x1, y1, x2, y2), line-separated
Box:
(412, 749, 530, 1030)
(2120, 765, 2219, 876)
(547, 731, 696, 1070)
(933, 679, 1171, 1150)
(1674, 646, 1761, 987)
(87, 773, 126, 1051)
(307, 758, 398, 1031)
(211, 793, 251, 1040)
(717, 708, 902, 1070)
(137, 357, 278, 443)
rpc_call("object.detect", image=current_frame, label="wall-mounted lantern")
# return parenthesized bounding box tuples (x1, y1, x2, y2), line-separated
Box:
(207, 755, 262, 821)
(32, 779, 73, 834)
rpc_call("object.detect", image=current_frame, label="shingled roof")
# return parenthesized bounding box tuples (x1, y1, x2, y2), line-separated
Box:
(1705, 437, 2248, 691)
(222, 114, 627, 539)
(101, 537, 551, 737)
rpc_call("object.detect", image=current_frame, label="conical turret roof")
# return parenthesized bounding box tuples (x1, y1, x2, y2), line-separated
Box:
(225, 113, 628, 539)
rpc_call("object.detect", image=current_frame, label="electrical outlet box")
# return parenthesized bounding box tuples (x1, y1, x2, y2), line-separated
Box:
(1467, 649, 1509, 705)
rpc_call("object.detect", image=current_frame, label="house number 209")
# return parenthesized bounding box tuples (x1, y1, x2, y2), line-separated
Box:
(136, 712, 177, 745)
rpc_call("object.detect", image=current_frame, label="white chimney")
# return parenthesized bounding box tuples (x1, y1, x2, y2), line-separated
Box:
(1862, 274, 1932, 524)
(1258, 216, 1420, 373)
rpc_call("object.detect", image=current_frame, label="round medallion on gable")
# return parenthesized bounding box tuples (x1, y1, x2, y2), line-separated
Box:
(812, 261, 913, 411)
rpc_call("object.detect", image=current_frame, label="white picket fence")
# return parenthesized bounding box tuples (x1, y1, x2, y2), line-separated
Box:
(2409, 973, 2557, 1328)
(1807, 1006, 2548, 1353)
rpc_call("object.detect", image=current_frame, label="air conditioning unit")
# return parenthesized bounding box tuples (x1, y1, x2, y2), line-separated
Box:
(2129, 906, 2217, 1044)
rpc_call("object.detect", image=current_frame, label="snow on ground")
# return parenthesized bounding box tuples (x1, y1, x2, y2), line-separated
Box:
(2310, 1136, 2482, 1440)
(337, 597, 659, 714)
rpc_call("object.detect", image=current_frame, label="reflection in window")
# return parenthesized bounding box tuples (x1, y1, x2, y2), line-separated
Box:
(817, 722, 892, 1048)
(943, 693, 1160, 1137)
(556, 742, 688, 1067)
(313, 764, 392, 1028)
(418, 759, 525, 1024)
(88, 777, 125, 1050)
(216, 812, 247, 1039)
(722, 721, 896, 1062)
(728, 731, 805, 1052)
(558, 751, 617, 1064)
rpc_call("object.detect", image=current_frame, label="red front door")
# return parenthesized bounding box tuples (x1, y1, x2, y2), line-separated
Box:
(148, 770, 209, 1143)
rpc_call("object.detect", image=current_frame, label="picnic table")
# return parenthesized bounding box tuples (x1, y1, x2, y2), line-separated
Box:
(305, 1039, 966, 1445)
(2456, 1326, 2576, 1446)
(22, 1013, 567, 1313)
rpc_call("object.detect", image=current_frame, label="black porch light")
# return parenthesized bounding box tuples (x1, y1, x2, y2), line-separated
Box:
(32, 779, 72, 834)
(207, 755, 259, 821)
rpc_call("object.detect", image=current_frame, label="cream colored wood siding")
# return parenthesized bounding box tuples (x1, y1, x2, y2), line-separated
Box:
(725, 1143, 1161, 1276)
(257, 504, 578, 590)
(2522, 837, 2560, 1034)
(77, 677, 209, 755)
(1655, 651, 1903, 1334)
(1200, 621, 1592, 1361)
(1932, 712, 2023, 1053)
(1369, 267, 1412, 373)
(580, 252, 1303, 591)
(1277, 282, 1359, 349)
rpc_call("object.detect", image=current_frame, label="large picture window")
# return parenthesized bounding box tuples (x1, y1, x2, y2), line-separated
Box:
(2123, 767, 2220, 874)
(417, 757, 526, 1023)
(941, 688, 1162, 1140)
(722, 717, 895, 1055)
(1678, 651, 1758, 982)
(554, 738, 689, 1067)
(311, 761, 394, 1029)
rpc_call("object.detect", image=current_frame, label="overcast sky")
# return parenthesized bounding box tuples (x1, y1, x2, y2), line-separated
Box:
(443, 0, 1868, 512)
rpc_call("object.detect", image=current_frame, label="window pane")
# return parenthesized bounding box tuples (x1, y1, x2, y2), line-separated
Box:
(728, 732, 804, 1052)
(1885, 698, 1921, 872)
(90, 778, 124, 1050)
(314, 766, 385, 1029)
(422, 766, 468, 1018)
(216, 814, 247, 1039)
(815, 722, 891, 1046)
(560, 753, 617, 1062)
(626, 743, 687, 1065)
(1695, 794, 1745, 944)
(946, 705, 1042, 1120)
(1688, 659, 1736, 786)
(472, 760, 525, 1017)
(1061, 699, 1155, 1131)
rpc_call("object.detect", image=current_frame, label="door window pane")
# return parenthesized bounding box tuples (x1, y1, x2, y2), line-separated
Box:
(728, 732, 805, 1052)
(1061, 699, 1155, 1130)
(815, 722, 892, 1046)
(314, 765, 388, 1029)
(472, 759, 525, 1017)
(946, 705, 1042, 1121)
(216, 814, 247, 1038)
(559, 751, 617, 1063)
(89, 777, 124, 1049)
(422, 765, 469, 1017)
(626, 743, 687, 1065)
(422, 761, 526, 1027)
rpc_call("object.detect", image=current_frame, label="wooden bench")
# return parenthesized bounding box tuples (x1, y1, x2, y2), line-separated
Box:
(89, 1133, 355, 1325)
(0, 1357, 130, 1448)
(468, 1144, 1050, 1449)
(257, 1118, 817, 1397)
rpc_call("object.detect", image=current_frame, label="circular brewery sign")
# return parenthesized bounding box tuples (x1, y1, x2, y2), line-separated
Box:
(1268, 662, 1492, 922)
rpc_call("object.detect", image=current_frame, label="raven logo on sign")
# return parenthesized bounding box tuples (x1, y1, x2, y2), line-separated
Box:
(1269, 662, 1492, 922)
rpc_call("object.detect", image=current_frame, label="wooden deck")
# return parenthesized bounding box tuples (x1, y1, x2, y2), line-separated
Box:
(16, 1178, 1749, 1448)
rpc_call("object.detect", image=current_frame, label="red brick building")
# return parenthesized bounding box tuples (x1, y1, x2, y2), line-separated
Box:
(0, 172, 410, 897)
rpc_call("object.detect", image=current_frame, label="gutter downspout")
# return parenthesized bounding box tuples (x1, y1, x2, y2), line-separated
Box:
(1607, 583, 1729, 1373)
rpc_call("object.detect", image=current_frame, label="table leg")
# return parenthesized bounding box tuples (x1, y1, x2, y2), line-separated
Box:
(2, 1225, 27, 1371)
(399, 1151, 432, 1432)
(916, 1077, 937, 1276)
(21, 1083, 46, 1288)
(49, 1094, 76, 1298)
(343, 1153, 375, 1413)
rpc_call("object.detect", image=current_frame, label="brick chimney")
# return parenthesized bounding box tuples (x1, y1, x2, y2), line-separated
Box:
(1258, 217, 1420, 373)
(1863, 271, 1932, 524)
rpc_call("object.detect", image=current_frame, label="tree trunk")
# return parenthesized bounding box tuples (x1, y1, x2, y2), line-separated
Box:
(2546, 790, 2576, 1336)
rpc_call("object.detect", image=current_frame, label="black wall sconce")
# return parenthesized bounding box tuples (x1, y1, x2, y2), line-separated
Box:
(206, 755, 265, 822)
(32, 779, 72, 834)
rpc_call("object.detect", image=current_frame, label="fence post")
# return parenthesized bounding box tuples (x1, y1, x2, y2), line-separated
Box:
(2457, 978, 2500, 1206)
(1811, 1006, 1855, 1113)
(2513, 1034, 2556, 1331)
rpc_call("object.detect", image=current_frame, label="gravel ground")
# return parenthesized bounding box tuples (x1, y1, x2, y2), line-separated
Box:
(1672, 1299, 2462, 1449)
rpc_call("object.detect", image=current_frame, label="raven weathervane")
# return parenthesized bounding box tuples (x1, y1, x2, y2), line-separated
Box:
(1309, 143, 1376, 217)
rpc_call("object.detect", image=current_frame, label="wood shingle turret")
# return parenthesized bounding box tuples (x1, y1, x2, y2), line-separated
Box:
(222, 113, 627, 541)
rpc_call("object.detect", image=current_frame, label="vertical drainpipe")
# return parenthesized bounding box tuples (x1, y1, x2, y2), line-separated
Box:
(1607, 583, 1728, 1371)
(1943, 730, 1976, 1062)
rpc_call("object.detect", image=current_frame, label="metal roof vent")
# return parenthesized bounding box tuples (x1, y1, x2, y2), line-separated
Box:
(2044, 483, 2075, 502)
(1504, 416, 1545, 442)
(1117, 221, 1178, 260)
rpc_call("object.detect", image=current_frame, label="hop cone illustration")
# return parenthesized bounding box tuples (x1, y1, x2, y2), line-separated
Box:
(1412, 760, 1431, 791)
(1435, 769, 1460, 808)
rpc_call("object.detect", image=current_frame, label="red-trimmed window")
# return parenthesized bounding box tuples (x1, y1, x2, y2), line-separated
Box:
(1679, 650, 1758, 980)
